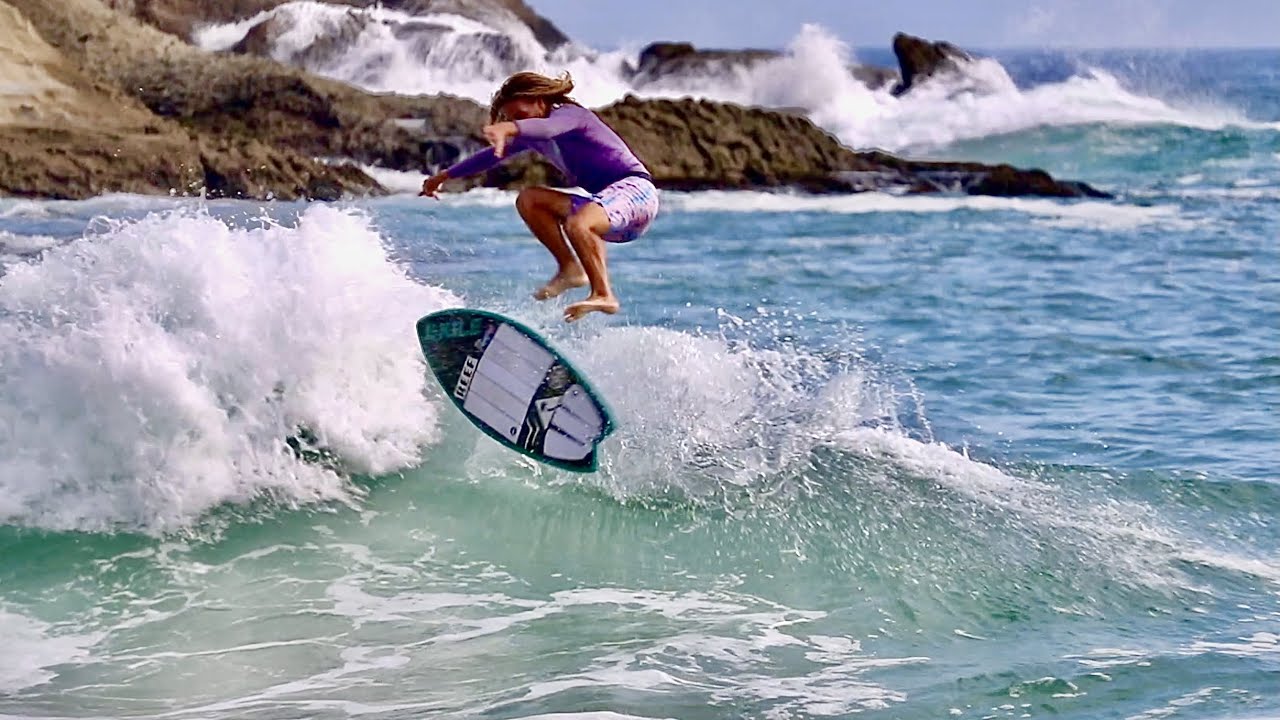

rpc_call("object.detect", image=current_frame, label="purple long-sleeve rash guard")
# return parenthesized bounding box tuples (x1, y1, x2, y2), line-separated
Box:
(445, 104, 649, 194)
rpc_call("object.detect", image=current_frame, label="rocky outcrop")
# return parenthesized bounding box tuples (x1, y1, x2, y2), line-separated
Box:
(0, 123, 388, 201)
(452, 97, 1110, 198)
(890, 31, 973, 96)
(598, 96, 872, 191)
(7, 0, 512, 199)
(0, 0, 1112, 201)
(0, 1, 196, 198)
(627, 42, 780, 85)
(0, 0, 387, 200)
(3, 0, 471, 199)
(627, 41, 899, 91)
(845, 150, 1111, 198)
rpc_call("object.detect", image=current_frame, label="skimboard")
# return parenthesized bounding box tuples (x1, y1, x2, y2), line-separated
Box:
(416, 309, 615, 472)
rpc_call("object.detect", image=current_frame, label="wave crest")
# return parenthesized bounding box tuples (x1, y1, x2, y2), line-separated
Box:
(0, 205, 456, 533)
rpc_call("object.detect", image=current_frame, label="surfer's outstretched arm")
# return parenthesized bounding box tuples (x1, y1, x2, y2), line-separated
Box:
(420, 137, 534, 197)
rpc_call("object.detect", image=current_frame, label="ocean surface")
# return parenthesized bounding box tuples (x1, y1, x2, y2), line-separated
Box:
(1, 13, 1278, 720)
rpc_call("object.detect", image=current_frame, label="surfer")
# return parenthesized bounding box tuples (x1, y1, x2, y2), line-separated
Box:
(419, 71, 659, 322)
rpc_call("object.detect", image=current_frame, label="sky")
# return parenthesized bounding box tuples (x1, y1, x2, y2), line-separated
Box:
(526, 0, 1280, 51)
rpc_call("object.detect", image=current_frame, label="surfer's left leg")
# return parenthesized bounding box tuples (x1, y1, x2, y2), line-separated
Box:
(562, 202, 619, 322)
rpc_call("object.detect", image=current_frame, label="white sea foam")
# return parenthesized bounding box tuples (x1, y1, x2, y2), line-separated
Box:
(0, 205, 457, 532)
(0, 609, 101, 693)
(360, 165, 430, 195)
(323, 570, 906, 718)
(510, 310, 1273, 594)
(513, 589, 906, 718)
(508, 714, 677, 720)
(0, 230, 60, 258)
(662, 190, 1193, 230)
(1188, 631, 1280, 658)
(558, 324, 891, 497)
(0, 200, 50, 219)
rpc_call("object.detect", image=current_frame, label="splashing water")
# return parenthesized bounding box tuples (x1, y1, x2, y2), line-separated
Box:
(194, 6, 1274, 153)
(0, 205, 457, 532)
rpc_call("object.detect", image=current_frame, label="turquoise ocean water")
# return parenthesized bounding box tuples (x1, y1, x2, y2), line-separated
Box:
(0, 46, 1278, 719)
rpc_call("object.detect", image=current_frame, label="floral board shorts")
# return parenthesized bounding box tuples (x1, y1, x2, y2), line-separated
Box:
(569, 175, 660, 244)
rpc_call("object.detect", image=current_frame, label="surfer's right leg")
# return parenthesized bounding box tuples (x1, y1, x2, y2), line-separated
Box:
(515, 187, 589, 300)
(562, 202, 620, 322)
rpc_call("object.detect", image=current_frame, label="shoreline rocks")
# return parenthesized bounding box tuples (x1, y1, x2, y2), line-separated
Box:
(461, 97, 1110, 198)
(626, 40, 900, 92)
(0, 0, 1112, 202)
(890, 32, 974, 96)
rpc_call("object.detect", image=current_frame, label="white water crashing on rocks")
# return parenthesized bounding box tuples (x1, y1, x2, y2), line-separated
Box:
(195, 3, 1260, 153)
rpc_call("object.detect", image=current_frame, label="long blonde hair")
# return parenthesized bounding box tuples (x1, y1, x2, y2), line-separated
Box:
(489, 71, 581, 122)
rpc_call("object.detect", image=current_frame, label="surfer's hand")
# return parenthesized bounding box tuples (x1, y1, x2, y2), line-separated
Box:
(482, 121, 519, 158)
(419, 172, 448, 199)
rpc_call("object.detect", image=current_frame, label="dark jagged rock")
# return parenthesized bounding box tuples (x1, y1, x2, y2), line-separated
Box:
(628, 40, 898, 91)
(0, 126, 202, 200)
(598, 96, 872, 190)
(636, 41, 697, 67)
(890, 31, 973, 96)
(197, 134, 383, 200)
(628, 42, 779, 84)
(838, 150, 1093, 197)
(847, 151, 1111, 198)
(964, 165, 1112, 199)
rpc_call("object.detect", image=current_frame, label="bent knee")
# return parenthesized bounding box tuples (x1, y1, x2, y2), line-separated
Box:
(565, 213, 595, 237)
(514, 187, 541, 215)
(566, 204, 610, 237)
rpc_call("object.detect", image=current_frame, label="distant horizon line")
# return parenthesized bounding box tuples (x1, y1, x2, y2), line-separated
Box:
(575, 38, 1280, 54)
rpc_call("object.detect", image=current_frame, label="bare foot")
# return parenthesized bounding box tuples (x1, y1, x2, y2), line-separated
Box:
(533, 270, 588, 300)
(563, 295, 620, 323)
